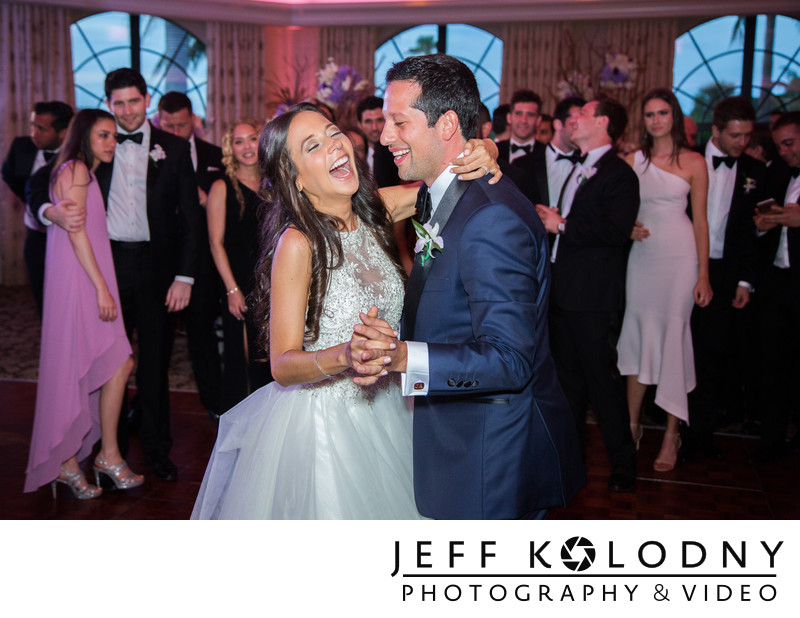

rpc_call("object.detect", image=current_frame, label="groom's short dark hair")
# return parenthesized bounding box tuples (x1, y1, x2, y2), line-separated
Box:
(385, 54, 479, 141)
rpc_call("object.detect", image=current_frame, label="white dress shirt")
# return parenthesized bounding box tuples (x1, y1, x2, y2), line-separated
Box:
(705, 140, 752, 289)
(27, 148, 57, 232)
(508, 138, 535, 163)
(400, 163, 459, 397)
(550, 144, 612, 263)
(107, 121, 151, 242)
(189, 134, 198, 172)
(546, 143, 578, 208)
(774, 175, 800, 268)
(366, 145, 375, 174)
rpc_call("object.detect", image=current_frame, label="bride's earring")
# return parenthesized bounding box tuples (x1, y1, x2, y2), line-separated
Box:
(295, 180, 303, 193)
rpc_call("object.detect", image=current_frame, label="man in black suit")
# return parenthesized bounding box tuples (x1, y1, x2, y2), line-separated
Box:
(514, 96, 585, 207)
(2, 101, 73, 315)
(157, 91, 224, 421)
(537, 98, 640, 492)
(356, 95, 400, 188)
(496, 89, 542, 165)
(102, 68, 203, 480)
(749, 111, 800, 463)
(684, 97, 764, 461)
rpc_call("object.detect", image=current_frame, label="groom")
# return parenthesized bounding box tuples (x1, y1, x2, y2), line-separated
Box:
(354, 54, 584, 519)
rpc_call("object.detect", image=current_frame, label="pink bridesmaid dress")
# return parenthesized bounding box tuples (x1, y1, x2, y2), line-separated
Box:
(24, 162, 132, 493)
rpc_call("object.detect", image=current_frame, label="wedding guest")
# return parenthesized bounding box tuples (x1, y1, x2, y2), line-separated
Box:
(343, 126, 368, 164)
(157, 91, 225, 421)
(537, 98, 641, 492)
(492, 104, 510, 141)
(537, 114, 554, 145)
(497, 89, 543, 164)
(515, 96, 585, 207)
(684, 96, 764, 462)
(356, 95, 400, 188)
(617, 89, 711, 472)
(477, 103, 493, 140)
(207, 119, 272, 410)
(749, 111, 800, 463)
(25, 109, 143, 499)
(102, 68, 203, 481)
(2, 101, 74, 315)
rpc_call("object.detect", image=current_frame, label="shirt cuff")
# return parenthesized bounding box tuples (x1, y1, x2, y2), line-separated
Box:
(738, 280, 753, 292)
(400, 340, 429, 396)
(38, 203, 54, 226)
(174, 275, 195, 286)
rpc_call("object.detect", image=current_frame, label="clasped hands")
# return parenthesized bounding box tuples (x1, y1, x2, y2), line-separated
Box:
(347, 305, 407, 386)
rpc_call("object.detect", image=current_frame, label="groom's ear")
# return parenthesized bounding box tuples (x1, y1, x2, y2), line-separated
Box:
(436, 110, 460, 142)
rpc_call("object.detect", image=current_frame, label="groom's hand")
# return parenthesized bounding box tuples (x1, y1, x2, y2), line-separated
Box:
(352, 311, 408, 386)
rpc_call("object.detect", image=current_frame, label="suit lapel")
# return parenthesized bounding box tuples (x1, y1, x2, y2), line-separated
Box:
(402, 178, 471, 339)
(572, 148, 614, 202)
(535, 146, 549, 206)
(95, 161, 113, 209)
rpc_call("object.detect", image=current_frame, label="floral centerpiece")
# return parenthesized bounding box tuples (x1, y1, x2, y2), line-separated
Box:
(556, 71, 595, 101)
(599, 54, 638, 90)
(315, 58, 370, 110)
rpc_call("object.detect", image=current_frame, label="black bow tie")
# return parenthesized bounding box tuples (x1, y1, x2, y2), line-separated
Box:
(712, 155, 736, 170)
(556, 151, 587, 165)
(415, 184, 432, 225)
(511, 143, 532, 155)
(790, 166, 800, 179)
(42, 150, 56, 162)
(116, 132, 144, 145)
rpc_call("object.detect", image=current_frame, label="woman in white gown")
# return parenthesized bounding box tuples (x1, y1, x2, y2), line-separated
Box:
(617, 89, 712, 472)
(192, 103, 500, 519)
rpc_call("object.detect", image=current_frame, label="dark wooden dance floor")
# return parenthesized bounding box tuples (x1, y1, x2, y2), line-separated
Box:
(1, 377, 797, 520)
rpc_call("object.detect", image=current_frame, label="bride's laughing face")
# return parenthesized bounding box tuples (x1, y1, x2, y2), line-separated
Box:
(288, 110, 359, 209)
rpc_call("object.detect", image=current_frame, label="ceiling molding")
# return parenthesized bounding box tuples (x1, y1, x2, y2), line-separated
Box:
(29, 0, 800, 26)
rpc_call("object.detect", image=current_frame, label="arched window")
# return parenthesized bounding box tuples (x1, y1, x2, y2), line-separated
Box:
(71, 12, 208, 116)
(673, 14, 800, 135)
(374, 24, 503, 113)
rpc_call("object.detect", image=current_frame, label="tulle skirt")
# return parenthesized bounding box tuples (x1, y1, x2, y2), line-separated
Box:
(191, 379, 421, 519)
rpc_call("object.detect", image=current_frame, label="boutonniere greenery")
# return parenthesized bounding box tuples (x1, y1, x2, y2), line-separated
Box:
(412, 220, 444, 267)
(577, 166, 597, 185)
(149, 144, 166, 166)
(743, 177, 756, 194)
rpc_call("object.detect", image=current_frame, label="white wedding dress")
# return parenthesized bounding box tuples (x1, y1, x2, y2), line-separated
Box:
(191, 220, 420, 519)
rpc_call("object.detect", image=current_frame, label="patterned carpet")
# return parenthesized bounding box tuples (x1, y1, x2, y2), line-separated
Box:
(0, 285, 198, 390)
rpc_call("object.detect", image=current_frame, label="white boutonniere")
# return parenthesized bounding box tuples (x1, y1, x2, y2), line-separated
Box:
(149, 144, 166, 166)
(412, 220, 444, 267)
(743, 177, 756, 194)
(576, 166, 597, 185)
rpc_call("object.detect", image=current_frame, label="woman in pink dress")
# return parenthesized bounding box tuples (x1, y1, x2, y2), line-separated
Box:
(24, 109, 144, 499)
(617, 89, 712, 472)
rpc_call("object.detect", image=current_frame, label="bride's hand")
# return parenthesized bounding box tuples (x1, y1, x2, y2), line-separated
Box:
(451, 139, 502, 184)
(693, 276, 713, 308)
(630, 221, 650, 241)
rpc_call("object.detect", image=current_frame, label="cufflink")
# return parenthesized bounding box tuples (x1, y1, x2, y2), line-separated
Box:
(414, 382, 425, 390)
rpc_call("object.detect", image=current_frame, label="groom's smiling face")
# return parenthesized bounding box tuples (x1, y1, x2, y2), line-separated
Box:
(381, 79, 445, 187)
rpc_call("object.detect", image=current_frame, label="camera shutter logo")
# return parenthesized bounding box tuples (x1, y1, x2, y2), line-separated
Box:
(561, 537, 596, 572)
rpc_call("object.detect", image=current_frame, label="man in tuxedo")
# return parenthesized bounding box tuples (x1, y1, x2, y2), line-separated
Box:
(496, 89, 542, 164)
(2, 101, 73, 315)
(102, 68, 203, 480)
(536, 98, 640, 493)
(157, 91, 224, 421)
(355, 54, 585, 520)
(749, 111, 800, 463)
(356, 95, 400, 188)
(684, 96, 764, 461)
(492, 104, 510, 142)
(513, 96, 585, 207)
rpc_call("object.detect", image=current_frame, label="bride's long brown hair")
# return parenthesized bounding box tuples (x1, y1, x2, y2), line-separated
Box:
(250, 103, 404, 353)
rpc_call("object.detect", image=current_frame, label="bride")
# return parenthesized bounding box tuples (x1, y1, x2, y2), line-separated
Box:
(191, 102, 501, 519)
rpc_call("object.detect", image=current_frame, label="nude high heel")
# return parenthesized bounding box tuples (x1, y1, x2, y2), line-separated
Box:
(653, 433, 682, 472)
(51, 465, 103, 500)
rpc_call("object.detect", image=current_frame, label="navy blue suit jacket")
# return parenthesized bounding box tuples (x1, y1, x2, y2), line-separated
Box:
(402, 175, 585, 519)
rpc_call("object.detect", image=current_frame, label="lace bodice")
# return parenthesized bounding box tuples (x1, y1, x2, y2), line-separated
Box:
(302, 219, 405, 401)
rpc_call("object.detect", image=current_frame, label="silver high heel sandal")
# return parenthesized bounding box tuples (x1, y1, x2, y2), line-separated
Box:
(51, 465, 103, 500)
(93, 456, 144, 490)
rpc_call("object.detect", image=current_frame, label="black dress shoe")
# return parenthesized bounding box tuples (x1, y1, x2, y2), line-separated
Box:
(608, 473, 636, 493)
(147, 458, 178, 481)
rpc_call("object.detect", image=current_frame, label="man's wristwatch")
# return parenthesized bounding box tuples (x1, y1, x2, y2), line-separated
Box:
(557, 221, 566, 234)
